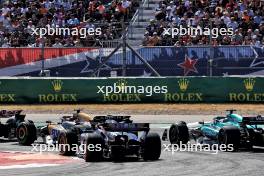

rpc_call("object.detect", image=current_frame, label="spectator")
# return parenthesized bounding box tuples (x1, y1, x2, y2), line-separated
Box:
(232, 29, 243, 45)
(220, 11, 231, 26)
(97, 2, 106, 15)
(0, 0, 139, 47)
(144, 0, 264, 46)
(52, 38, 63, 47)
(147, 32, 161, 46)
(227, 17, 238, 30)
(74, 38, 83, 47)
(1, 37, 10, 47)
(146, 19, 158, 35)
(122, 0, 131, 21)
(67, 15, 80, 27)
(142, 32, 150, 46)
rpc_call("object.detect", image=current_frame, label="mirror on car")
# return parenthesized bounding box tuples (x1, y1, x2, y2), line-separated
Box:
(198, 121, 204, 125)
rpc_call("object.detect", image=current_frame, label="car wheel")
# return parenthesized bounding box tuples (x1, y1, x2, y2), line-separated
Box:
(143, 132, 161, 161)
(16, 121, 36, 145)
(218, 126, 240, 151)
(0, 123, 8, 138)
(85, 133, 104, 162)
(58, 130, 78, 156)
(169, 121, 189, 144)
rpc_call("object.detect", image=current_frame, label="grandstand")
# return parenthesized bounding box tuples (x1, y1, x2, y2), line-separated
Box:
(0, 0, 263, 47)
(142, 0, 263, 46)
(0, 0, 263, 77)
(0, 0, 140, 47)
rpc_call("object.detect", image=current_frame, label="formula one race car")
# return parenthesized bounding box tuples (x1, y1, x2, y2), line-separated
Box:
(162, 110, 264, 151)
(0, 110, 37, 145)
(36, 110, 161, 161)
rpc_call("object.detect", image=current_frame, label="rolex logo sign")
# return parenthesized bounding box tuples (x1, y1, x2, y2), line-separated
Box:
(116, 79, 127, 92)
(38, 80, 78, 103)
(0, 81, 15, 102)
(52, 80, 63, 92)
(229, 78, 264, 102)
(178, 78, 189, 92)
(165, 78, 203, 102)
(244, 78, 255, 92)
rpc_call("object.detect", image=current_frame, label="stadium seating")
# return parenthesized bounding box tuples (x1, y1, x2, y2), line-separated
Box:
(0, 0, 139, 47)
(143, 0, 263, 46)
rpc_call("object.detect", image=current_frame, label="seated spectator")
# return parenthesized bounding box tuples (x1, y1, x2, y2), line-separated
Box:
(144, 0, 263, 46)
(0, 0, 139, 47)
(64, 38, 75, 47)
(142, 32, 150, 46)
(227, 17, 238, 30)
(52, 38, 63, 47)
(1, 37, 10, 47)
(67, 15, 80, 27)
(147, 32, 161, 46)
(146, 19, 158, 35)
(97, 2, 106, 15)
(74, 38, 84, 47)
(232, 29, 243, 45)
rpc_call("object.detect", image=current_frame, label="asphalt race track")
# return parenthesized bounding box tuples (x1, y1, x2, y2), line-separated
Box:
(1, 115, 264, 176)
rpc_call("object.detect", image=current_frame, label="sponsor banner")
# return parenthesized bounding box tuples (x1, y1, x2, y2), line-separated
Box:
(1, 46, 264, 77)
(0, 77, 263, 104)
(0, 48, 97, 68)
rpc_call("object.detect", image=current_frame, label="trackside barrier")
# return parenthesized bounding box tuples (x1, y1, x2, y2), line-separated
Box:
(0, 77, 263, 104)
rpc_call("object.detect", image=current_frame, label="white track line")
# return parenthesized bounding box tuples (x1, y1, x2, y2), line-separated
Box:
(0, 163, 61, 170)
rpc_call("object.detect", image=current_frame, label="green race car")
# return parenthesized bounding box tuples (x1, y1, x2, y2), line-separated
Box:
(163, 110, 264, 151)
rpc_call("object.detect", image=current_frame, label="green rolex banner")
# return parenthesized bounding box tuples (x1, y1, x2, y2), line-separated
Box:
(0, 77, 263, 104)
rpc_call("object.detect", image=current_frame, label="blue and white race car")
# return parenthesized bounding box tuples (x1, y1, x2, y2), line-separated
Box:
(35, 110, 161, 162)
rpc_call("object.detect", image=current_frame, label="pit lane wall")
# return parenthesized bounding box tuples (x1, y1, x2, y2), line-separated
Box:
(0, 77, 263, 104)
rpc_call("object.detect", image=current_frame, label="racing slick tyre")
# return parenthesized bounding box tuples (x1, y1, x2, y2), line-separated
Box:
(58, 130, 78, 156)
(169, 121, 189, 144)
(16, 121, 37, 145)
(143, 132, 161, 161)
(0, 123, 8, 138)
(218, 126, 241, 151)
(85, 133, 104, 162)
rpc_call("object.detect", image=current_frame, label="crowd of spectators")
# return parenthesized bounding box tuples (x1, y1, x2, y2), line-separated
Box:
(0, 0, 139, 47)
(143, 0, 264, 47)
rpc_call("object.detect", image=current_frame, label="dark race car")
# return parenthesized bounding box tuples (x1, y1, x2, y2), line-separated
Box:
(34, 110, 161, 162)
(162, 110, 264, 151)
(0, 110, 37, 145)
(81, 115, 161, 161)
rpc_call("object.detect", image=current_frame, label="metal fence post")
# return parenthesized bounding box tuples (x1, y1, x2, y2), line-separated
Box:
(41, 38, 45, 74)
(148, 0, 150, 9)
(209, 19, 213, 77)
(122, 18, 127, 76)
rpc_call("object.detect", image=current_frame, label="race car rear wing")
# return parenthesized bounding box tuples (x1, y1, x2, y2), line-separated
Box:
(0, 110, 23, 118)
(93, 115, 132, 123)
(102, 123, 149, 132)
(242, 116, 264, 125)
